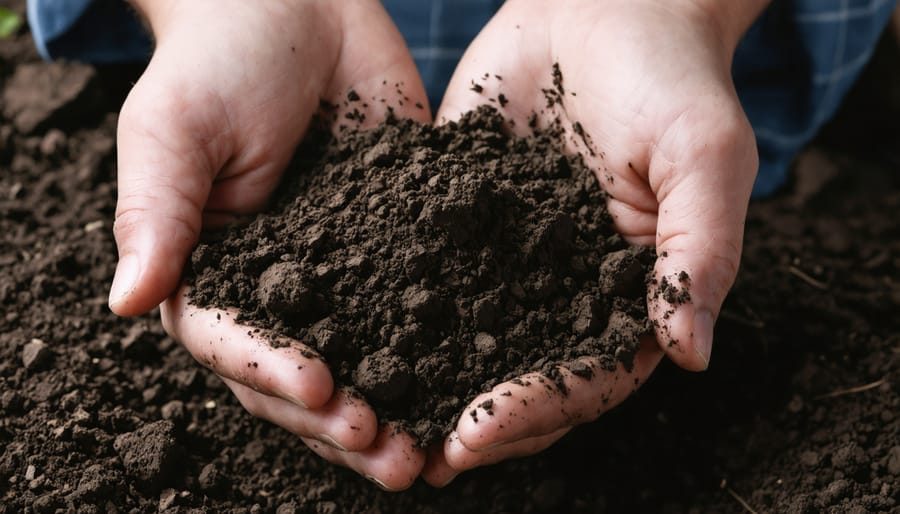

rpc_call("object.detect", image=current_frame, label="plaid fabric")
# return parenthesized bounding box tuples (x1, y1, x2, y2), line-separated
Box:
(734, 0, 898, 195)
(27, 0, 897, 197)
(384, 0, 505, 107)
(27, 0, 151, 63)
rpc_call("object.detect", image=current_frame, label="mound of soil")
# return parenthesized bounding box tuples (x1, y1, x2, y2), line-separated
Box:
(188, 106, 661, 444)
(1, 3, 897, 512)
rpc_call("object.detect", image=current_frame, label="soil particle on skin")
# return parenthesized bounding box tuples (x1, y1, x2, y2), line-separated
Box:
(541, 63, 567, 108)
(650, 274, 692, 306)
(552, 63, 564, 96)
(188, 105, 656, 444)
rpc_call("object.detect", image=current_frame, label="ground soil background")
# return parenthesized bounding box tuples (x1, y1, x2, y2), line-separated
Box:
(1, 1, 898, 512)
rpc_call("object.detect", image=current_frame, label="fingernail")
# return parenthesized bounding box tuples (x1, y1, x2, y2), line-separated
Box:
(477, 439, 508, 452)
(693, 309, 715, 368)
(316, 433, 347, 451)
(285, 394, 307, 409)
(365, 475, 399, 492)
(109, 253, 140, 310)
(437, 473, 458, 488)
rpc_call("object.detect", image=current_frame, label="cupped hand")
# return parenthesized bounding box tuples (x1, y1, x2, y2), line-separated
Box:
(161, 289, 423, 491)
(424, 339, 663, 487)
(111, 0, 430, 490)
(425, 0, 763, 484)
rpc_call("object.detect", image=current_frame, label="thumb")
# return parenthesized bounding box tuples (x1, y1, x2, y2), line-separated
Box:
(109, 73, 230, 316)
(647, 111, 757, 371)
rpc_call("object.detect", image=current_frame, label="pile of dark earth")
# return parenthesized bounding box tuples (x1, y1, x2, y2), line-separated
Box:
(188, 103, 660, 445)
(1, 0, 899, 511)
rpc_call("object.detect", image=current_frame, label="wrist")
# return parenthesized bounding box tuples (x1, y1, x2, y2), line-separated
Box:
(680, 0, 772, 51)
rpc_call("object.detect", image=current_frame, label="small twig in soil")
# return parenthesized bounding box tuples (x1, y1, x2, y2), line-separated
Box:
(719, 478, 759, 514)
(721, 480, 759, 514)
(786, 265, 828, 290)
(814, 377, 887, 400)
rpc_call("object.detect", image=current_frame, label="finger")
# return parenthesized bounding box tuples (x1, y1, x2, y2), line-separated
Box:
(160, 287, 333, 409)
(434, 3, 546, 129)
(606, 198, 658, 246)
(325, 0, 432, 125)
(110, 60, 232, 316)
(648, 106, 758, 371)
(302, 424, 426, 492)
(421, 443, 458, 488)
(421, 428, 569, 486)
(222, 379, 376, 452)
(454, 337, 663, 452)
(443, 427, 571, 474)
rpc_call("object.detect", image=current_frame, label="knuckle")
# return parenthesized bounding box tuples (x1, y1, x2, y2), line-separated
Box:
(113, 196, 202, 250)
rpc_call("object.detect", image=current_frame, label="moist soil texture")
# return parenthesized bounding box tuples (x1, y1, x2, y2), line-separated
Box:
(188, 104, 656, 445)
(2, 3, 899, 512)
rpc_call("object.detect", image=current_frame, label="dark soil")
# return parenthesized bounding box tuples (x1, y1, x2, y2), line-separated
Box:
(1, 2, 898, 512)
(188, 105, 657, 445)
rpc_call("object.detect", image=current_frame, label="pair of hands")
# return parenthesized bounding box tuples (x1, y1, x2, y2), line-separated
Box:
(110, 0, 763, 490)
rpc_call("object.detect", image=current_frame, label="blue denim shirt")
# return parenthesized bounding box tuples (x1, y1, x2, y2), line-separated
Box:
(27, 0, 897, 197)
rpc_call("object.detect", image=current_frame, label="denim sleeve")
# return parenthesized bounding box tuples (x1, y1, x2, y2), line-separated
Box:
(27, 0, 151, 63)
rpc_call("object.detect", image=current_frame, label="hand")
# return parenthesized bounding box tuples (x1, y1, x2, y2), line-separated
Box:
(112, 0, 430, 490)
(424, 0, 764, 485)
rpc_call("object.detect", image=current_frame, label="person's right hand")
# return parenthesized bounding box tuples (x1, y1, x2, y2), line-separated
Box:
(111, 0, 431, 490)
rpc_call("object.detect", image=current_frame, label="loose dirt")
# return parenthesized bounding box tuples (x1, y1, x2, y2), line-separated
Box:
(188, 104, 660, 445)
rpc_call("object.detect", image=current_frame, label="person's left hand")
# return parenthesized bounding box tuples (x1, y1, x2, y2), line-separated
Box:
(423, 0, 761, 486)
(112, 0, 432, 490)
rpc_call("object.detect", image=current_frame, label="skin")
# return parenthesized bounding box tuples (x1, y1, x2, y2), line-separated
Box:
(112, 0, 768, 490)
(117, 0, 429, 490)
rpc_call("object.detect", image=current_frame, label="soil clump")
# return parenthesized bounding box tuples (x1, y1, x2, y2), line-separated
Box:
(188, 106, 658, 444)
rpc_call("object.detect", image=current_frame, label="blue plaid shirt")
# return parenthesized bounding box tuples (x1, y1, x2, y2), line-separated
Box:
(27, 0, 897, 197)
